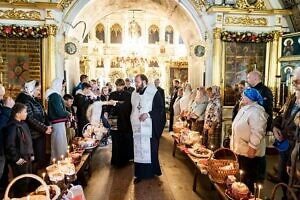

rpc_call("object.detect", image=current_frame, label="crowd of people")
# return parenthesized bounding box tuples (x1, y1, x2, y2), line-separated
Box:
(0, 68, 299, 198)
(0, 73, 166, 197)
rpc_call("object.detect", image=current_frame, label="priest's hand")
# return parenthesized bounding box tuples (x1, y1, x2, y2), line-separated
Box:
(247, 146, 256, 158)
(139, 113, 149, 121)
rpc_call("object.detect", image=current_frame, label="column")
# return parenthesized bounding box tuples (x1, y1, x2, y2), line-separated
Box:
(42, 24, 57, 100)
(268, 31, 281, 108)
(212, 28, 222, 86)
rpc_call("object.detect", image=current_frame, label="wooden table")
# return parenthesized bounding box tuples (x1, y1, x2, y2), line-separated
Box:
(171, 133, 210, 192)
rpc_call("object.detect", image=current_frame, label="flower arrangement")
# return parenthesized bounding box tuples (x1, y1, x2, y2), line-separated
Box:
(0, 24, 49, 39)
(221, 31, 274, 43)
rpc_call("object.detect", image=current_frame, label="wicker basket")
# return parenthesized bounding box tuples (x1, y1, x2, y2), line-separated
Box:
(270, 183, 298, 200)
(4, 174, 50, 200)
(207, 148, 239, 184)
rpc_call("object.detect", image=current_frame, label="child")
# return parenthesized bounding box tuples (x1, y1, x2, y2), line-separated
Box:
(5, 103, 34, 197)
(63, 94, 77, 144)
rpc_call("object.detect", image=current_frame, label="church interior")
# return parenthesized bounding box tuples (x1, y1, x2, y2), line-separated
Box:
(1, 0, 300, 199)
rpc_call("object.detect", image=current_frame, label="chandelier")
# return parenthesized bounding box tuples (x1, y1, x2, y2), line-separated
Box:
(128, 11, 141, 40)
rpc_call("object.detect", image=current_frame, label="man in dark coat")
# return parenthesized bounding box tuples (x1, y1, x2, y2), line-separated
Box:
(72, 74, 88, 96)
(124, 78, 135, 94)
(169, 79, 180, 131)
(272, 68, 300, 199)
(131, 74, 166, 184)
(73, 82, 94, 136)
(0, 85, 14, 191)
(154, 78, 165, 106)
(109, 78, 133, 167)
(247, 71, 273, 131)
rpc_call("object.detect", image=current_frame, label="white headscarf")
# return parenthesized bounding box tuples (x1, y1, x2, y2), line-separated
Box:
(45, 78, 64, 99)
(24, 80, 37, 96)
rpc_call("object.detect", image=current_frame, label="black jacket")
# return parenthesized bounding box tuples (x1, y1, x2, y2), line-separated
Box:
(0, 104, 11, 179)
(124, 86, 135, 94)
(5, 120, 33, 163)
(109, 90, 132, 133)
(15, 92, 48, 139)
(169, 86, 179, 112)
(157, 86, 165, 106)
(100, 94, 110, 114)
(74, 93, 93, 134)
(253, 82, 273, 132)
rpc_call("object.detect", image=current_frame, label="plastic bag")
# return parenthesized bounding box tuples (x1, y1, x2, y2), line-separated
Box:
(63, 185, 86, 200)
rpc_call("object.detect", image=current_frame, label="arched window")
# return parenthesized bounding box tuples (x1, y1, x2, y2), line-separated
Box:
(110, 23, 122, 44)
(165, 25, 174, 44)
(96, 23, 105, 42)
(148, 25, 159, 44)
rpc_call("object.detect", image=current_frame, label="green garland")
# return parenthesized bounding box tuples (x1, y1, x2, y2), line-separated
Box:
(0, 24, 48, 39)
(221, 31, 274, 43)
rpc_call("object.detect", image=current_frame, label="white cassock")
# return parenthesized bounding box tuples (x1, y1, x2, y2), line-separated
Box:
(130, 84, 157, 163)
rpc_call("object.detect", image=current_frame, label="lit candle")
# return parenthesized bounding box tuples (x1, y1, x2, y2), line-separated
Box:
(52, 158, 56, 164)
(239, 169, 243, 183)
(61, 155, 64, 160)
(57, 161, 61, 165)
(210, 145, 214, 150)
(42, 172, 46, 181)
(27, 195, 30, 200)
(257, 184, 262, 199)
(253, 183, 257, 200)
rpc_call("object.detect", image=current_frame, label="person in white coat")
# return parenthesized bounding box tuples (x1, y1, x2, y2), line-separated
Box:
(230, 87, 268, 193)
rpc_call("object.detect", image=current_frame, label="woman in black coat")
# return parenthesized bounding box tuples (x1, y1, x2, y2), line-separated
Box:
(15, 80, 52, 171)
(5, 103, 34, 197)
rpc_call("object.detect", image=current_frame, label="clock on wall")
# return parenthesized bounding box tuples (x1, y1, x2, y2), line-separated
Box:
(65, 42, 77, 55)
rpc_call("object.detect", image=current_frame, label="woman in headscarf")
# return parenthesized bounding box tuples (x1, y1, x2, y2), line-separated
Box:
(230, 88, 268, 193)
(15, 80, 52, 172)
(179, 83, 192, 114)
(46, 78, 70, 160)
(188, 87, 208, 133)
(203, 86, 222, 149)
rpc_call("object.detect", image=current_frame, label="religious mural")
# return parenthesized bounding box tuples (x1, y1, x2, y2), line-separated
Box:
(224, 42, 266, 106)
(96, 23, 105, 42)
(148, 25, 159, 44)
(0, 38, 42, 99)
(111, 23, 122, 44)
(281, 34, 300, 57)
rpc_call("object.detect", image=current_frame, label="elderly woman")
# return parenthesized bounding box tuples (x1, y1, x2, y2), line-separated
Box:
(203, 86, 222, 149)
(15, 80, 52, 171)
(230, 88, 268, 193)
(188, 87, 208, 133)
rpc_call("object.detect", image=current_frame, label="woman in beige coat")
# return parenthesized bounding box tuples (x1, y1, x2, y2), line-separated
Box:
(230, 88, 268, 193)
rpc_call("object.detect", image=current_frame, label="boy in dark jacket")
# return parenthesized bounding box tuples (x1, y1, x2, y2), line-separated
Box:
(15, 80, 52, 171)
(5, 103, 34, 197)
(63, 94, 77, 144)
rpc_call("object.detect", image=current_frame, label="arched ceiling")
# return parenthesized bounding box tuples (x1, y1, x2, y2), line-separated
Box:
(63, 0, 206, 50)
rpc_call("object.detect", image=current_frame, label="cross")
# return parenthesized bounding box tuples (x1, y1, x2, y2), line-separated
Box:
(137, 102, 142, 112)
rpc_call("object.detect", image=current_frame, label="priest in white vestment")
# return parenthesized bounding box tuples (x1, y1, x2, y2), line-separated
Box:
(130, 74, 166, 184)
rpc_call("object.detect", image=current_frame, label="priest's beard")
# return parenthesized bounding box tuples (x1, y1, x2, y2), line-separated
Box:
(136, 82, 145, 93)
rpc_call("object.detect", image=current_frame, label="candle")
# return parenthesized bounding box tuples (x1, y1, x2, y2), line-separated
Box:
(61, 155, 64, 160)
(239, 169, 243, 182)
(210, 145, 214, 150)
(27, 195, 30, 200)
(42, 172, 46, 181)
(257, 184, 262, 199)
(253, 183, 257, 200)
(52, 158, 56, 164)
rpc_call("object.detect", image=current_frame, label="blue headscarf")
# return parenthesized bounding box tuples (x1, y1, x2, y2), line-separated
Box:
(243, 88, 264, 106)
